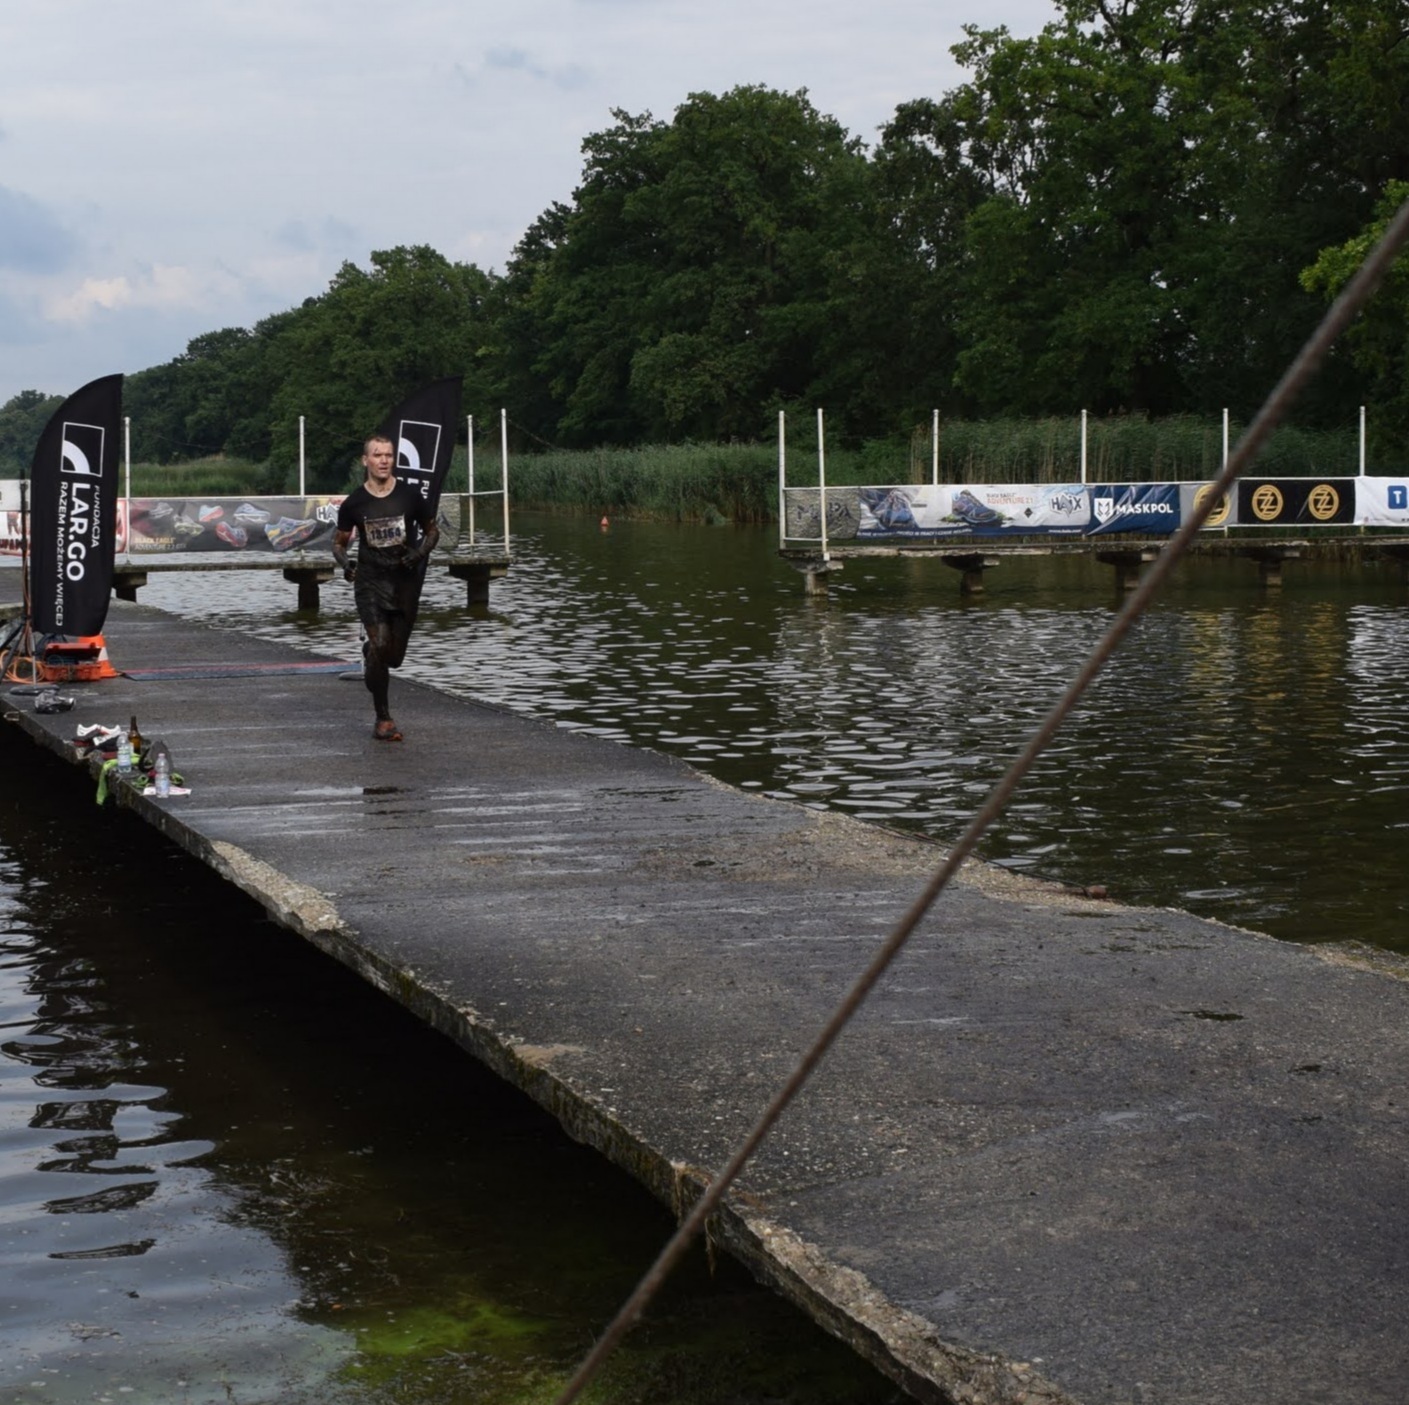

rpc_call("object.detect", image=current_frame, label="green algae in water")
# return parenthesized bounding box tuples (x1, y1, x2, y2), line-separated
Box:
(335, 1285, 907, 1404)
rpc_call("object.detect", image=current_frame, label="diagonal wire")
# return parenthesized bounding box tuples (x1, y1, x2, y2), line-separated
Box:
(553, 196, 1409, 1405)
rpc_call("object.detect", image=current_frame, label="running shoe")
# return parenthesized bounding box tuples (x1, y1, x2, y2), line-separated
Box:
(265, 516, 320, 551)
(215, 521, 248, 548)
(198, 504, 224, 523)
(173, 517, 204, 539)
(234, 502, 271, 525)
(373, 718, 403, 741)
(861, 488, 917, 530)
(950, 489, 1001, 526)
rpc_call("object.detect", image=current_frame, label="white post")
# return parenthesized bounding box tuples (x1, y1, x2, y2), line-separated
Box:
(817, 407, 829, 562)
(298, 415, 306, 496)
(932, 408, 939, 487)
(466, 414, 475, 544)
(123, 416, 131, 560)
(1222, 408, 1229, 467)
(1080, 409, 1088, 484)
(500, 408, 511, 554)
(777, 410, 786, 549)
(1359, 405, 1366, 476)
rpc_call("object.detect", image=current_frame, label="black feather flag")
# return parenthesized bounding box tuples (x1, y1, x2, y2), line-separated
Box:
(29, 374, 122, 638)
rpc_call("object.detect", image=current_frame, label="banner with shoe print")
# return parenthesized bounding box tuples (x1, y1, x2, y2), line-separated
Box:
(121, 496, 345, 554)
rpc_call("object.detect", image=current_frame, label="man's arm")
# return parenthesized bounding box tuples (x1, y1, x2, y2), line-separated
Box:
(407, 513, 440, 565)
(332, 527, 355, 581)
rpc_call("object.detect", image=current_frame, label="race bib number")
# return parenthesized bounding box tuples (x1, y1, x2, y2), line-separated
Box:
(364, 514, 406, 551)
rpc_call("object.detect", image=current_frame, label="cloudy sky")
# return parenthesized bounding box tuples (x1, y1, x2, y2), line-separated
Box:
(0, 0, 1056, 406)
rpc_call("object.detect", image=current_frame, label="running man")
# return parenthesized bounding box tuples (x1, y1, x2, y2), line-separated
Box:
(332, 434, 439, 741)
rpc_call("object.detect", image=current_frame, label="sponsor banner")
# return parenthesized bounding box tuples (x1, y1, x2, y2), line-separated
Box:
(1237, 478, 1356, 526)
(1089, 483, 1181, 535)
(379, 377, 462, 516)
(0, 480, 22, 511)
(1180, 482, 1237, 529)
(124, 496, 344, 555)
(1355, 477, 1409, 526)
(29, 374, 122, 637)
(857, 483, 1090, 538)
(782, 488, 862, 541)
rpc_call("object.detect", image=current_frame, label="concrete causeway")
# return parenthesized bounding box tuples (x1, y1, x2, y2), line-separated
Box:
(5, 585, 1409, 1405)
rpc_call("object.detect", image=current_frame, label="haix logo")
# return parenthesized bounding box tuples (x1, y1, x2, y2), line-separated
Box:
(1047, 490, 1085, 517)
(397, 419, 441, 498)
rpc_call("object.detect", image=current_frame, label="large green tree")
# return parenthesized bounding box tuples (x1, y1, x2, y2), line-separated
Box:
(882, 0, 1409, 422)
(0, 390, 64, 476)
(1302, 180, 1409, 450)
(505, 86, 877, 445)
(264, 245, 498, 487)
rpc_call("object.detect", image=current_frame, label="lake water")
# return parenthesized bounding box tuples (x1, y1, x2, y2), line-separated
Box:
(146, 511, 1409, 952)
(4, 510, 1405, 1404)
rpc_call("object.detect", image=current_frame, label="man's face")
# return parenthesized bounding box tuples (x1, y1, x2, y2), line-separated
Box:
(363, 440, 395, 483)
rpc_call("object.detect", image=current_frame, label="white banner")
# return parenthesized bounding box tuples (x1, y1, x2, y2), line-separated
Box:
(858, 483, 1091, 537)
(1355, 477, 1409, 525)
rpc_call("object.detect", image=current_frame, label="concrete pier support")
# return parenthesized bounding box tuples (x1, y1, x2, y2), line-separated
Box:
(941, 552, 1000, 597)
(447, 559, 509, 605)
(1096, 548, 1158, 591)
(113, 567, 148, 602)
(787, 557, 842, 596)
(1241, 545, 1302, 588)
(282, 565, 334, 611)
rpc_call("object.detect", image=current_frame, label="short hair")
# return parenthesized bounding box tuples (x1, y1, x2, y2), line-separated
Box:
(363, 433, 394, 455)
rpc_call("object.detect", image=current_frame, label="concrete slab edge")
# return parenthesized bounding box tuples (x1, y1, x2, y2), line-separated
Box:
(2, 704, 1076, 1404)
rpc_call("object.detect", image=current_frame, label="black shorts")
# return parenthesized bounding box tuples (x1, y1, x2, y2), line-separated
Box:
(354, 568, 418, 628)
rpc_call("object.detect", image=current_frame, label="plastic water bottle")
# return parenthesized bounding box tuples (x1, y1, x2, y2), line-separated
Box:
(116, 734, 133, 774)
(154, 751, 171, 798)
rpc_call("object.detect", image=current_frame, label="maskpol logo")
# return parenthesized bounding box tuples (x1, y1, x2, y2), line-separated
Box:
(1098, 494, 1175, 520)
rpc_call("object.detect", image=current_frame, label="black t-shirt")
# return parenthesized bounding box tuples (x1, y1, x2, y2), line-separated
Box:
(337, 481, 432, 573)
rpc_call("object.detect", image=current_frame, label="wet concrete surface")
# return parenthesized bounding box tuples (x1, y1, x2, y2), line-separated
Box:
(4, 585, 1409, 1405)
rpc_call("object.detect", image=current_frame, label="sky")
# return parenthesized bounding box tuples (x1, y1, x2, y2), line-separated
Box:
(0, 0, 1057, 407)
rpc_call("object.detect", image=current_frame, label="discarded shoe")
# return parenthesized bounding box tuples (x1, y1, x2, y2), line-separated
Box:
(76, 723, 122, 749)
(35, 688, 75, 713)
(373, 718, 403, 742)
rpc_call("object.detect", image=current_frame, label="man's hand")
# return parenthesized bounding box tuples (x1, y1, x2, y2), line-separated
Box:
(343, 561, 357, 583)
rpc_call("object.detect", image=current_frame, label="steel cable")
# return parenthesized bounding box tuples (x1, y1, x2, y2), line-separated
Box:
(553, 195, 1409, 1405)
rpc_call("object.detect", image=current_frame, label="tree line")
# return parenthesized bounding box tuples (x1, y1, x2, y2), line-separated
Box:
(3, 0, 1407, 489)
